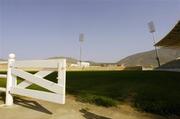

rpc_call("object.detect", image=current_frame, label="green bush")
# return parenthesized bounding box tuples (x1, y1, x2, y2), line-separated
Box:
(66, 71, 180, 116)
(1, 71, 180, 116)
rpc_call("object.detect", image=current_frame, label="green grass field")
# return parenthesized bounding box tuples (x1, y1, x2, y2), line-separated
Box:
(0, 71, 180, 116)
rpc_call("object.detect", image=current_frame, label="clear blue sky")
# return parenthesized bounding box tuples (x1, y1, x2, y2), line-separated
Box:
(0, 0, 180, 62)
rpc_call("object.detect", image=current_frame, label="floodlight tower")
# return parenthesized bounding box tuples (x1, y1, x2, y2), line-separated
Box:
(148, 21, 161, 67)
(79, 33, 84, 66)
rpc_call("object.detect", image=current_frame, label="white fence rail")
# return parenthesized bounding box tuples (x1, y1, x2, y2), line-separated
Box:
(0, 53, 66, 106)
(0, 74, 7, 78)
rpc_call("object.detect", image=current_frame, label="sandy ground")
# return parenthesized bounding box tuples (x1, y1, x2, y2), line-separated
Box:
(0, 95, 177, 119)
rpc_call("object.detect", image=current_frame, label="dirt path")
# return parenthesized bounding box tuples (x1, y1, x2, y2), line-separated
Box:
(0, 95, 175, 119)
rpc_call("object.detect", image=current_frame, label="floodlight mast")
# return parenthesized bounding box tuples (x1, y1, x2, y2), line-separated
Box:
(148, 21, 161, 67)
(79, 33, 84, 66)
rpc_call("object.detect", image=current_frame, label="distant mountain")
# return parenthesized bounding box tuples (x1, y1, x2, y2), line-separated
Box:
(0, 59, 6, 61)
(117, 48, 180, 68)
(48, 57, 98, 65)
(48, 56, 78, 64)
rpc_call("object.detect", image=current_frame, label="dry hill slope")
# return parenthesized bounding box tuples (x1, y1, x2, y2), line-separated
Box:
(117, 48, 180, 67)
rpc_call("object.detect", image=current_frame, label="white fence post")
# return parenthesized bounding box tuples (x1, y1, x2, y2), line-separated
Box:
(5, 53, 16, 106)
(58, 59, 66, 104)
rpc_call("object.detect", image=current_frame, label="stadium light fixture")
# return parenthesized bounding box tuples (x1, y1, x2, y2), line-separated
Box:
(79, 33, 84, 66)
(148, 21, 161, 67)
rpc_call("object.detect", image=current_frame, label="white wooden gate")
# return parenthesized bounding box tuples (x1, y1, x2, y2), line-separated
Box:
(5, 53, 66, 106)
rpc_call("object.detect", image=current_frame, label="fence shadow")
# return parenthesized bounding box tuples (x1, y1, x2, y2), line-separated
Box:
(0, 92, 52, 114)
(80, 108, 111, 119)
(14, 97, 53, 114)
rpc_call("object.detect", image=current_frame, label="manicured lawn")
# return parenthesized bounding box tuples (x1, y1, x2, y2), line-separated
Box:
(0, 71, 180, 116)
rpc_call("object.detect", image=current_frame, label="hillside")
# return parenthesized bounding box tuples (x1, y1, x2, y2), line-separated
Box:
(157, 58, 180, 69)
(117, 48, 180, 68)
(0, 59, 6, 61)
(48, 57, 98, 66)
(48, 57, 78, 64)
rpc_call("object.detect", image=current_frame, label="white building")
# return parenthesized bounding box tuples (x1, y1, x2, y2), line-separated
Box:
(77, 61, 90, 67)
(70, 61, 90, 67)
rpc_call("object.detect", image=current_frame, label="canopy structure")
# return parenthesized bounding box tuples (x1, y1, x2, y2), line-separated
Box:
(155, 20, 180, 48)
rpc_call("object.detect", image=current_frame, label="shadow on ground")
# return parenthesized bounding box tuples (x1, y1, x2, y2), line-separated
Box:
(0, 92, 52, 114)
(14, 97, 52, 114)
(80, 108, 111, 119)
